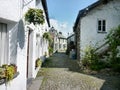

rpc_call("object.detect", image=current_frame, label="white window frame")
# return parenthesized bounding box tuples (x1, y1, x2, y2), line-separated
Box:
(97, 19, 106, 33)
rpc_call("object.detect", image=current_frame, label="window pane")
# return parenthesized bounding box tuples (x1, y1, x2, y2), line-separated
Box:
(103, 20, 106, 32)
(98, 26, 101, 31)
(103, 20, 106, 26)
(98, 20, 101, 26)
(103, 26, 106, 31)
(98, 20, 101, 31)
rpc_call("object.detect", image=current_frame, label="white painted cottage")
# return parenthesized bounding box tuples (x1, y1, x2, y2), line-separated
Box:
(73, 0, 120, 60)
(49, 27, 59, 53)
(0, 0, 50, 90)
(58, 32, 67, 52)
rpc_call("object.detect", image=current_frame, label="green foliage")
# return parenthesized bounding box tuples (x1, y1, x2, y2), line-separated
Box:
(25, 8, 45, 25)
(82, 46, 98, 66)
(82, 25, 120, 72)
(90, 61, 106, 71)
(48, 46, 53, 55)
(43, 32, 53, 44)
(2, 64, 8, 68)
(5, 65, 15, 82)
(82, 45, 106, 71)
(0, 64, 17, 82)
(35, 58, 42, 68)
(106, 25, 120, 72)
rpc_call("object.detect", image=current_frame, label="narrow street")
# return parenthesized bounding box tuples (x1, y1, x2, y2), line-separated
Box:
(36, 52, 120, 90)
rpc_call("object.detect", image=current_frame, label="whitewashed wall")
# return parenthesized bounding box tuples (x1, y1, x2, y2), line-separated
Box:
(25, 0, 50, 78)
(27, 25, 49, 78)
(0, 0, 21, 22)
(0, 20, 27, 90)
(0, 0, 27, 89)
(0, 0, 50, 90)
(58, 38, 67, 51)
(80, 0, 120, 57)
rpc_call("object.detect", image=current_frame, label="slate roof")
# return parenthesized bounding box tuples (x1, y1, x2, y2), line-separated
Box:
(58, 33, 66, 39)
(41, 0, 50, 27)
(73, 0, 112, 30)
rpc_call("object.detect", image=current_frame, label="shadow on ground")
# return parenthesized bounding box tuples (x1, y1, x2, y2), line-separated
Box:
(42, 52, 80, 72)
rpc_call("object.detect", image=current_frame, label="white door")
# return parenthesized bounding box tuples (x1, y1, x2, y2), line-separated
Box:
(0, 23, 8, 66)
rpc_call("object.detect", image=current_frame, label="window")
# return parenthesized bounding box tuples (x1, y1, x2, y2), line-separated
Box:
(0, 23, 8, 66)
(98, 19, 106, 33)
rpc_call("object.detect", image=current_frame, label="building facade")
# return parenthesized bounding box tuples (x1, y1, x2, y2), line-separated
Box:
(74, 0, 120, 60)
(0, 0, 50, 90)
(58, 32, 67, 52)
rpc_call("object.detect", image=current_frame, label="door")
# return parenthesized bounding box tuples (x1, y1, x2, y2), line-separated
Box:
(27, 30, 31, 78)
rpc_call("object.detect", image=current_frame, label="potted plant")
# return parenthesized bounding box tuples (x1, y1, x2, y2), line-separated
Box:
(0, 67, 6, 79)
(10, 64, 17, 73)
(1, 64, 16, 82)
(25, 8, 45, 25)
(5, 65, 15, 82)
(35, 58, 42, 68)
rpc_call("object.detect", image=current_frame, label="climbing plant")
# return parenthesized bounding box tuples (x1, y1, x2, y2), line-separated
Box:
(43, 32, 53, 55)
(43, 32, 52, 43)
(25, 8, 45, 25)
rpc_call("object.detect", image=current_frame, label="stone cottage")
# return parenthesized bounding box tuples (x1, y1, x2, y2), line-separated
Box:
(73, 0, 120, 60)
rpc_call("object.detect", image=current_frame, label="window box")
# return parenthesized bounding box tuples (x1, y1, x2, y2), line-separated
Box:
(0, 72, 19, 85)
(0, 64, 19, 85)
(35, 58, 42, 69)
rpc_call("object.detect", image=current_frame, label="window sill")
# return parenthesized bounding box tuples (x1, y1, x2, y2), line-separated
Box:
(97, 31, 107, 34)
(0, 72, 19, 85)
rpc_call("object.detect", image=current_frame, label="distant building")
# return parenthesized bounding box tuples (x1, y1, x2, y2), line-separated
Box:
(49, 27, 59, 52)
(49, 27, 67, 52)
(58, 32, 67, 51)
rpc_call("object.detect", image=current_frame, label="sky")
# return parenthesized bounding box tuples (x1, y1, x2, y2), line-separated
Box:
(47, 0, 98, 36)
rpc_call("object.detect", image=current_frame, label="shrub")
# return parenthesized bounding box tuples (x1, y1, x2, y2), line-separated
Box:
(82, 45, 106, 71)
(35, 58, 42, 68)
(82, 46, 98, 67)
(106, 25, 120, 72)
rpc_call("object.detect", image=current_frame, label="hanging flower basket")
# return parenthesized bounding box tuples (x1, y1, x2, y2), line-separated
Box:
(25, 8, 45, 25)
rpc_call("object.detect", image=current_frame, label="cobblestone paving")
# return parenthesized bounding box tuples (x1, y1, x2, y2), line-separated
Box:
(38, 52, 120, 90)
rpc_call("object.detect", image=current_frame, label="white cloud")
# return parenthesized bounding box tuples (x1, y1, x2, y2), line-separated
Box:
(50, 19, 73, 37)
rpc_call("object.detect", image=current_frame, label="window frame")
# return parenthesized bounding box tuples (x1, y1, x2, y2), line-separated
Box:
(97, 19, 107, 33)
